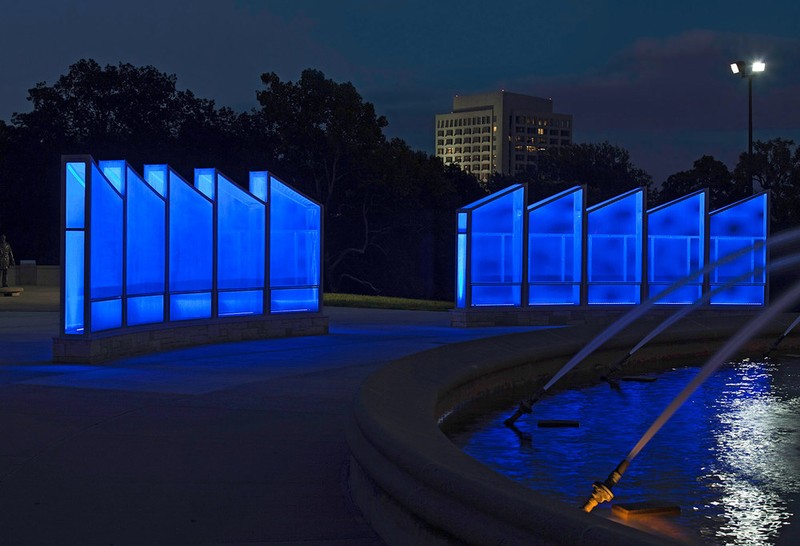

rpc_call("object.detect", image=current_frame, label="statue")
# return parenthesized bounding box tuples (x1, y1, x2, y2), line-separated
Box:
(0, 234, 14, 287)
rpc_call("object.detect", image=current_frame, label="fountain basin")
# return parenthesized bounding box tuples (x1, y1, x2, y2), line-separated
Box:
(346, 311, 800, 545)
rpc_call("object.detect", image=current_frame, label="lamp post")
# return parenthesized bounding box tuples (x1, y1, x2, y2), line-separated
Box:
(730, 60, 766, 178)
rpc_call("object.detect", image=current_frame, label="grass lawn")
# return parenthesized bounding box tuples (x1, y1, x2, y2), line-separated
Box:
(323, 293, 452, 312)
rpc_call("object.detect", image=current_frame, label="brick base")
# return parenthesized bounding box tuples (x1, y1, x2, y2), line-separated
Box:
(52, 312, 329, 363)
(449, 305, 762, 327)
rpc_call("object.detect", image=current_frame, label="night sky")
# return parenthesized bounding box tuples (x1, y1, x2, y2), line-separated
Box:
(2, 0, 799, 184)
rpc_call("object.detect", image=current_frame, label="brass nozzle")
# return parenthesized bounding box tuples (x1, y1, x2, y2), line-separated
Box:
(580, 459, 630, 513)
(581, 481, 614, 512)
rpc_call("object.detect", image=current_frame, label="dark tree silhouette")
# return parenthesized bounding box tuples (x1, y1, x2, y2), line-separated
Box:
(738, 138, 800, 232)
(487, 141, 655, 206)
(657, 155, 747, 210)
(252, 68, 481, 296)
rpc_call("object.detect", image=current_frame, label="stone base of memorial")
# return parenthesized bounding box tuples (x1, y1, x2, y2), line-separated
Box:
(52, 312, 328, 363)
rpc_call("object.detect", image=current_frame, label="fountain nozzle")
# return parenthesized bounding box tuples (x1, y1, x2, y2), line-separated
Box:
(601, 353, 631, 389)
(504, 388, 546, 427)
(580, 459, 629, 513)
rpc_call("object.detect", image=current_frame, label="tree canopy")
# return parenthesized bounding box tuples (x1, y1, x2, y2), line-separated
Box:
(657, 155, 748, 210)
(488, 141, 655, 206)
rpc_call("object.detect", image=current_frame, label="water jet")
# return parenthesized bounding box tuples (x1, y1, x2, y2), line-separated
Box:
(594, 252, 800, 392)
(504, 231, 787, 427)
(598, 257, 790, 386)
(764, 313, 800, 357)
(581, 277, 800, 515)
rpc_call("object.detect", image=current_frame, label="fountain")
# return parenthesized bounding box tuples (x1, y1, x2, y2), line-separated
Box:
(602, 253, 800, 385)
(504, 227, 800, 427)
(348, 228, 800, 544)
(581, 276, 800, 512)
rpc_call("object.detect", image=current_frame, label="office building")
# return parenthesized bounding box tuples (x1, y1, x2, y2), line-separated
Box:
(435, 91, 573, 181)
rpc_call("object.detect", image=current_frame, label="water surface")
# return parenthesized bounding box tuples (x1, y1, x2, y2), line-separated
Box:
(448, 358, 800, 545)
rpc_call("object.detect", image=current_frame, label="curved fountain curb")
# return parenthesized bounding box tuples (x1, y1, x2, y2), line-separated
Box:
(346, 312, 800, 545)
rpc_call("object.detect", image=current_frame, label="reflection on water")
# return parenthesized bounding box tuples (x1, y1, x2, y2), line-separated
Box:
(448, 359, 800, 545)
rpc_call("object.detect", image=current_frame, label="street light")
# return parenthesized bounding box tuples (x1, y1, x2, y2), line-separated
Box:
(730, 59, 766, 164)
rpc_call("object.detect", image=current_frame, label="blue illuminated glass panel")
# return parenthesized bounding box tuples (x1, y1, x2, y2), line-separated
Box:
(271, 288, 318, 313)
(99, 160, 125, 194)
(710, 193, 767, 305)
(127, 295, 164, 326)
(66, 162, 86, 229)
(218, 174, 265, 290)
(90, 164, 123, 300)
(127, 167, 165, 297)
(169, 170, 212, 320)
(170, 292, 212, 320)
(456, 212, 467, 308)
(219, 290, 263, 316)
(89, 164, 123, 331)
(143, 164, 167, 197)
(465, 185, 524, 306)
(64, 160, 87, 334)
(587, 189, 643, 304)
(194, 168, 215, 199)
(64, 230, 84, 334)
(457, 211, 467, 232)
(270, 177, 320, 313)
(528, 186, 583, 305)
(91, 299, 122, 331)
(647, 191, 705, 303)
(249, 171, 268, 202)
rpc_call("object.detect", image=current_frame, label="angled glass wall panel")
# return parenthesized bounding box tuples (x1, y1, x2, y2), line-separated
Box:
(528, 186, 583, 305)
(126, 166, 166, 325)
(217, 173, 265, 316)
(647, 191, 706, 304)
(169, 170, 213, 320)
(269, 177, 320, 313)
(89, 164, 123, 330)
(710, 193, 767, 305)
(99, 160, 125, 194)
(457, 184, 525, 307)
(249, 171, 268, 202)
(218, 173, 265, 289)
(587, 188, 644, 304)
(143, 164, 167, 197)
(194, 168, 215, 200)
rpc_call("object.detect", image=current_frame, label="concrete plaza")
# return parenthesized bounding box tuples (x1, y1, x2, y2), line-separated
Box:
(0, 287, 541, 544)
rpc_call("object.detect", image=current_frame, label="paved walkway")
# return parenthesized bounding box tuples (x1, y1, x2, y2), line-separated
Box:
(0, 287, 543, 545)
